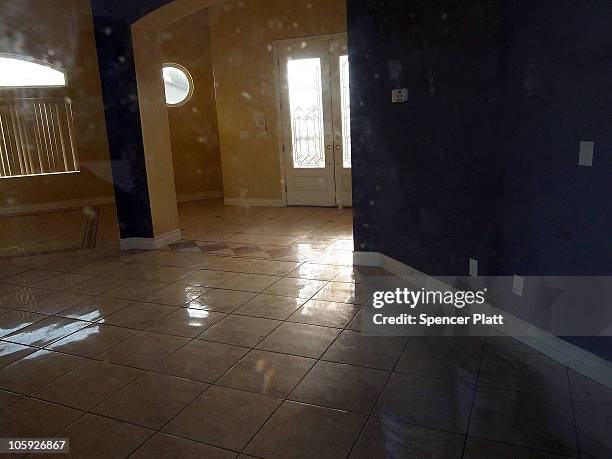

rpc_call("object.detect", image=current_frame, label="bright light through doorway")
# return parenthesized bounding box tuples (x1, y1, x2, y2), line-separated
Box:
(339, 54, 351, 168)
(287, 58, 326, 169)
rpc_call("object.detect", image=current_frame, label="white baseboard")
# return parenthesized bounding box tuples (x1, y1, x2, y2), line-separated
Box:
(177, 190, 223, 202)
(0, 196, 115, 217)
(120, 229, 182, 251)
(224, 197, 285, 207)
(354, 250, 612, 390)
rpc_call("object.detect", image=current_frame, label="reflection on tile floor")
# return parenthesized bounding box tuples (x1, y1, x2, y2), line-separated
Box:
(0, 201, 610, 457)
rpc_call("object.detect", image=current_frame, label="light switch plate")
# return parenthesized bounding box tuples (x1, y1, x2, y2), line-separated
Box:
(579, 141, 594, 167)
(512, 275, 524, 296)
(255, 116, 267, 131)
(469, 258, 478, 277)
(391, 88, 408, 103)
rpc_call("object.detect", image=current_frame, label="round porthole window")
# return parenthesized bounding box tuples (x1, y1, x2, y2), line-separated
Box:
(162, 64, 193, 106)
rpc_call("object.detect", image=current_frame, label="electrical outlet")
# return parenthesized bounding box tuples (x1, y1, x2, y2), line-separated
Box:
(469, 258, 478, 277)
(512, 275, 524, 296)
(391, 88, 408, 103)
(579, 141, 594, 167)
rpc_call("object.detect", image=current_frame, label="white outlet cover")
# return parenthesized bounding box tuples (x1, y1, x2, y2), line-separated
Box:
(512, 275, 524, 296)
(579, 141, 594, 167)
(469, 258, 478, 277)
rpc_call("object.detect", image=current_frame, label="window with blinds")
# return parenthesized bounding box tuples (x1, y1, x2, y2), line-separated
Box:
(0, 55, 78, 179)
(0, 97, 79, 178)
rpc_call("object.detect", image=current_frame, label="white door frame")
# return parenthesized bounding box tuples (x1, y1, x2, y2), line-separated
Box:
(272, 32, 348, 207)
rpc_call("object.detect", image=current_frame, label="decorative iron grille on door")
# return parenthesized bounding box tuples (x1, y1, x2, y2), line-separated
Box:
(0, 97, 79, 178)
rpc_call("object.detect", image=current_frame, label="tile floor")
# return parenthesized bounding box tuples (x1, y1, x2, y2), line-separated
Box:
(0, 201, 610, 458)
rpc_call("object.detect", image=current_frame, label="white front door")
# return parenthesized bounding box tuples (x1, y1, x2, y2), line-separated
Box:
(277, 34, 352, 207)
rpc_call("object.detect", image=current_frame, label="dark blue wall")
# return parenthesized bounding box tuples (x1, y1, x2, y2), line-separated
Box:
(90, 0, 174, 238)
(348, 0, 612, 356)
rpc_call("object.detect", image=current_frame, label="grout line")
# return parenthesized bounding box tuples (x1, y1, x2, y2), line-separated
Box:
(460, 336, 492, 458)
(567, 367, 583, 459)
(345, 332, 412, 457)
(236, 278, 362, 455)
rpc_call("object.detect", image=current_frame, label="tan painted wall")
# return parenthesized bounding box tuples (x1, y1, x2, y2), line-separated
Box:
(0, 0, 114, 209)
(209, 0, 347, 201)
(161, 10, 223, 200)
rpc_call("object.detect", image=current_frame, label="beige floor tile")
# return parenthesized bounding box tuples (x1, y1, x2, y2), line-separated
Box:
(98, 331, 189, 370)
(34, 360, 142, 410)
(56, 414, 153, 459)
(198, 315, 281, 347)
(64, 276, 126, 295)
(12, 290, 91, 315)
(5, 316, 89, 347)
(145, 308, 226, 337)
(0, 310, 47, 338)
(55, 296, 132, 322)
(374, 373, 473, 434)
(351, 417, 465, 459)
(177, 269, 238, 287)
(225, 233, 298, 246)
(569, 369, 612, 405)
(143, 284, 208, 306)
(154, 339, 248, 383)
(0, 349, 86, 394)
(303, 249, 354, 266)
(32, 272, 94, 291)
(1, 269, 60, 286)
(0, 397, 82, 438)
(234, 294, 305, 320)
(247, 260, 302, 276)
(313, 281, 374, 305)
(396, 337, 484, 384)
(126, 251, 222, 269)
(218, 349, 315, 397)
(72, 261, 127, 276)
(93, 372, 207, 429)
(103, 302, 177, 330)
(164, 386, 281, 451)
(288, 299, 359, 328)
(187, 288, 256, 313)
(207, 257, 260, 273)
(290, 361, 389, 414)
(245, 401, 366, 458)
(334, 266, 394, 284)
(0, 341, 37, 368)
(263, 277, 328, 299)
(40, 256, 95, 273)
(288, 262, 346, 281)
(0, 389, 23, 411)
(119, 264, 198, 283)
(322, 330, 407, 370)
(102, 280, 170, 301)
(218, 273, 282, 293)
(46, 323, 135, 358)
(132, 433, 236, 459)
(0, 283, 17, 304)
(0, 265, 30, 280)
(256, 322, 340, 358)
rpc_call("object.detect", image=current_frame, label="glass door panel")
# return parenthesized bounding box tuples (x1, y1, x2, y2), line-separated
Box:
(287, 58, 326, 169)
(339, 54, 352, 169)
(279, 38, 336, 206)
